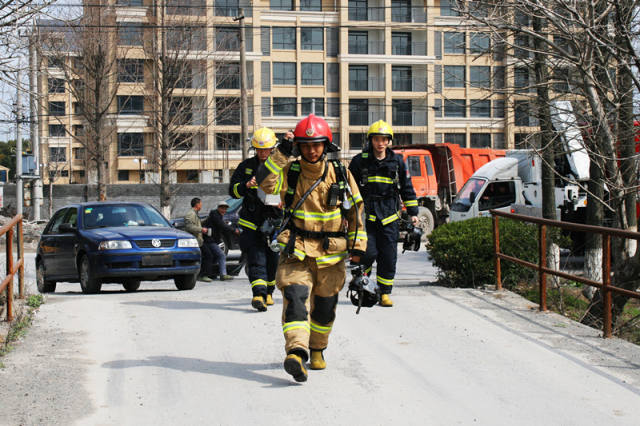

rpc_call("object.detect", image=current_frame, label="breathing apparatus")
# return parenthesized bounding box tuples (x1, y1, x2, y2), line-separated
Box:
(346, 263, 379, 314)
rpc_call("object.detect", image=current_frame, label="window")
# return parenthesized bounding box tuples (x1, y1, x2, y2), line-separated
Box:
(349, 99, 368, 125)
(300, 0, 321, 11)
(515, 101, 538, 126)
(348, 31, 368, 54)
(443, 133, 465, 146)
(407, 156, 421, 176)
(392, 66, 412, 91)
(48, 56, 64, 69)
(470, 33, 490, 54)
(514, 67, 531, 93)
(327, 63, 339, 92)
(49, 124, 66, 137)
(118, 133, 144, 156)
(271, 0, 293, 11)
(301, 63, 323, 85)
(424, 156, 434, 175)
(469, 66, 490, 88)
(440, 0, 460, 16)
(470, 100, 490, 118)
(302, 98, 324, 116)
(493, 66, 505, 89)
(73, 125, 84, 137)
(392, 0, 411, 22)
(349, 65, 368, 91)
(392, 99, 412, 126)
(515, 133, 541, 149)
(48, 78, 65, 93)
(348, 0, 368, 21)
(493, 100, 505, 118)
(478, 181, 516, 211)
(215, 0, 239, 16)
(514, 35, 531, 58)
(392, 32, 411, 55)
(216, 63, 240, 89)
(49, 147, 66, 162)
(470, 133, 491, 148)
(73, 147, 85, 159)
(117, 96, 144, 114)
(118, 170, 130, 181)
(444, 99, 466, 117)
(349, 133, 366, 150)
(327, 98, 340, 117)
(216, 97, 240, 124)
(273, 97, 296, 116)
(273, 62, 296, 85)
(301, 28, 323, 50)
(215, 27, 240, 51)
(444, 66, 465, 88)
(216, 133, 241, 150)
(493, 133, 506, 149)
(117, 0, 143, 6)
(118, 23, 143, 46)
(395, 133, 412, 145)
(273, 27, 296, 50)
(49, 101, 65, 116)
(118, 59, 144, 83)
(443, 32, 465, 54)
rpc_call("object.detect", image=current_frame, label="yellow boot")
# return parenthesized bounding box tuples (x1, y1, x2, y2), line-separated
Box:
(380, 294, 393, 307)
(266, 294, 274, 305)
(251, 296, 267, 312)
(309, 350, 326, 370)
(284, 354, 308, 382)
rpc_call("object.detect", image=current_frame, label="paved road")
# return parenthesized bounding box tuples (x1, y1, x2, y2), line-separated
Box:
(1, 249, 640, 425)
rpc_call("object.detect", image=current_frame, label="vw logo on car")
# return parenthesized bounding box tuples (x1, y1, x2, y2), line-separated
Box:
(151, 238, 161, 248)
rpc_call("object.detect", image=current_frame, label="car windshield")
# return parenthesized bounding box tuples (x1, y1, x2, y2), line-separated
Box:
(450, 178, 487, 212)
(83, 204, 170, 229)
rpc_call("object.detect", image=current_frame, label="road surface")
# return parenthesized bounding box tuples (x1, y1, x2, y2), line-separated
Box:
(1, 249, 640, 425)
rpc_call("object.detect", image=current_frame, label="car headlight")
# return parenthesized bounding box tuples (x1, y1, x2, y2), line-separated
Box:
(99, 240, 133, 250)
(178, 238, 199, 248)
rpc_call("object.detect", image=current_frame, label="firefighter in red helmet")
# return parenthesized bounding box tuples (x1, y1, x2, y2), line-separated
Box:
(256, 114, 366, 382)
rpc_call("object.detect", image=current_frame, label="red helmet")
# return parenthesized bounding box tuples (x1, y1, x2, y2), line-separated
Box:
(293, 114, 339, 152)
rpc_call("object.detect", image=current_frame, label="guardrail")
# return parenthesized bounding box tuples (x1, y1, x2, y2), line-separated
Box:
(491, 210, 640, 338)
(0, 215, 24, 322)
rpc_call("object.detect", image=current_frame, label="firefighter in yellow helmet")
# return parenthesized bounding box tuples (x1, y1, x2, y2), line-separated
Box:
(255, 115, 366, 382)
(348, 120, 419, 307)
(229, 127, 283, 311)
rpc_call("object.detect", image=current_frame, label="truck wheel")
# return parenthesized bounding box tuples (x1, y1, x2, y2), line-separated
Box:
(416, 207, 434, 240)
(36, 261, 56, 293)
(79, 255, 102, 294)
(174, 273, 197, 290)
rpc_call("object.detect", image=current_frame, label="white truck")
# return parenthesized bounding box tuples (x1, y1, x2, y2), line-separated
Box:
(449, 101, 589, 222)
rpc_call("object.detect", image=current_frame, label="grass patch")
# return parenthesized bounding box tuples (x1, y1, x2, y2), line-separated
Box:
(0, 294, 45, 360)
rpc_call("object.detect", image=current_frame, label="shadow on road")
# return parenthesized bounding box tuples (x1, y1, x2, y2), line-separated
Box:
(121, 299, 262, 313)
(102, 356, 296, 387)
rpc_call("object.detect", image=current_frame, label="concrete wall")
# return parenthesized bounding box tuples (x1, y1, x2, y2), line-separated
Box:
(1, 183, 232, 221)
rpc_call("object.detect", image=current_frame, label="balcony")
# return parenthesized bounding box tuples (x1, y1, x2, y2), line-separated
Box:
(392, 42, 427, 56)
(348, 7, 384, 22)
(348, 40, 385, 55)
(392, 111, 427, 126)
(349, 77, 385, 91)
(392, 77, 427, 92)
(391, 6, 427, 23)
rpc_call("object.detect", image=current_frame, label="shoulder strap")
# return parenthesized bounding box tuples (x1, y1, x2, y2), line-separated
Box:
(285, 161, 301, 209)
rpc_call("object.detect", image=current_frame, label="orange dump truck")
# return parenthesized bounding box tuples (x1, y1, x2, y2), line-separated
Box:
(392, 143, 505, 234)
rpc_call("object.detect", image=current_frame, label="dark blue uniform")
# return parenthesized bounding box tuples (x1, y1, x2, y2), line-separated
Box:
(348, 148, 418, 294)
(230, 156, 282, 299)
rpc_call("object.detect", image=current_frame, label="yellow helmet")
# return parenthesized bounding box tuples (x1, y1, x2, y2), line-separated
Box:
(367, 120, 394, 142)
(251, 127, 277, 149)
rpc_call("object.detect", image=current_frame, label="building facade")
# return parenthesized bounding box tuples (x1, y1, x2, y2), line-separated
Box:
(37, 0, 536, 185)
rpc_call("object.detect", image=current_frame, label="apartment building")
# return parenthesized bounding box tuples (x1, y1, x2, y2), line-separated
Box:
(38, 0, 536, 185)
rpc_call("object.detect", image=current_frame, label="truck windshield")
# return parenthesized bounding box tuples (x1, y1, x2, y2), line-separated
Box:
(451, 178, 486, 212)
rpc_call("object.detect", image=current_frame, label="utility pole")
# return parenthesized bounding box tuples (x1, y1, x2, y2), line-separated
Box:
(15, 70, 23, 217)
(234, 8, 249, 160)
(30, 29, 42, 221)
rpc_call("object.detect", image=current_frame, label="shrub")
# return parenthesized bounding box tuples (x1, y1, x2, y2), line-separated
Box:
(426, 217, 539, 288)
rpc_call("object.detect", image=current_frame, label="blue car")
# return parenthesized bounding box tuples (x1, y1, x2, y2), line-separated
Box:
(36, 202, 201, 294)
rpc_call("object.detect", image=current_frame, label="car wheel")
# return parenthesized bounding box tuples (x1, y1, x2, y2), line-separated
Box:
(122, 280, 140, 292)
(79, 255, 102, 294)
(416, 206, 434, 241)
(174, 273, 197, 290)
(36, 261, 56, 293)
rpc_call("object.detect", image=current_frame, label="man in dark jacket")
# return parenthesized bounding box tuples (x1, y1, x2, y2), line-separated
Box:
(348, 120, 419, 307)
(229, 127, 283, 311)
(204, 202, 239, 281)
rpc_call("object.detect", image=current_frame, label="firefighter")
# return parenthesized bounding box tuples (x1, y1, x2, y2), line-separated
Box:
(348, 120, 419, 307)
(229, 127, 282, 312)
(256, 114, 366, 383)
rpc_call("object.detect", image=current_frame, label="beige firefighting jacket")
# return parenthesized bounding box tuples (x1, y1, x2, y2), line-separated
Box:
(260, 148, 367, 268)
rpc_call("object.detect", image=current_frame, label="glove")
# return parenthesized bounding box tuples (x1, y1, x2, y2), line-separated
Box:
(278, 138, 294, 157)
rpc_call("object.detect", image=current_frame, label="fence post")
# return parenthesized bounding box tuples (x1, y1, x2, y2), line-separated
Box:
(493, 215, 502, 290)
(602, 234, 612, 338)
(539, 224, 547, 311)
(18, 216, 24, 299)
(5, 227, 13, 321)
